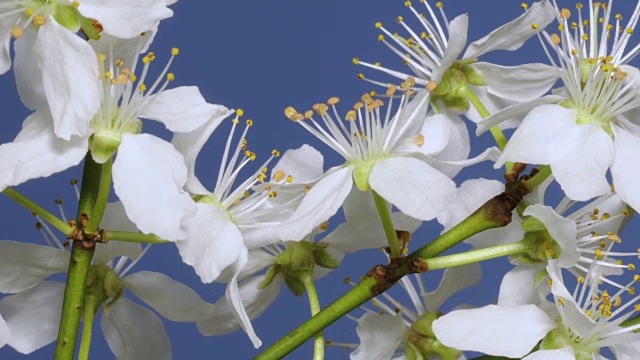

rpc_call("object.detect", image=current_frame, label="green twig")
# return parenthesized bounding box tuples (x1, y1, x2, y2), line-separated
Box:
(78, 295, 97, 360)
(372, 190, 401, 258)
(426, 239, 533, 271)
(85, 158, 112, 234)
(302, 275, 324, 360)
(2, 187, 72, 234)
(105, 231, 170, 244)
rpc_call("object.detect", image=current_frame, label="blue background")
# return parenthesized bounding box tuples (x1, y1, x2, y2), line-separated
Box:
(0, 1, 637, 359)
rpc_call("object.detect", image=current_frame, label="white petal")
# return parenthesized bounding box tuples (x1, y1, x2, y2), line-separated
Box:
(438, 178, 504, 232)
(432, 15, 468, 82)
(176, 203, 244, 283)
(427, 146, 501, 169)
(94, 201, 142, 265)
(14, 27, 46, 110)
(90, 33, 152, 67)
(0, 313, 8, 349)
(113, 133, 196, 241)
(524, 205, 579, 268)
(0, 112, 87, 191)
(473, 62, 560, 102)
(464, 0, 556, 58)
(477, 95, 566, 135)
(123, 271, 212, 322)
(34, 17, 101, 140)
(0, 14, 17, 75)
(0, 281, 64, 354)
(197, 274, 282, 336)
(432, 304, 555, 358)
(496, 104, 577, 168)
(225, 249, 263, 348)
(271, 144, 324, 184)
(424, 263, 482, 312)
(351, 312, 407, 360)
(611, 126, 640, 212)
(370, 157, 456, 221)
(400, 113, 452, 156)
(101, 297, 171, 360)
(277, 166, 354, 241)
(465, 85, 522, 129)
(612, 341, 640, 360)
(426, 111, 471, 178)
(139, 87, 221, 133)
(522, 348, 575, 360)
(78, 0, 173, 39)
(171, 108, 233, 194)
(549, 124, 614, 201)
(498, 265, 545, 307)
(0, 241, 69, 293)
(214, 249, 275, 283)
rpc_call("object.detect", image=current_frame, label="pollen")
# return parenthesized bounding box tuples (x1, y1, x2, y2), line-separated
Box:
(236, 109, 244, 117)
(171, 48, 180, 56)
(287, 175, 293, 183)
(404, 1, 411, 7)
(272, 149, 280, 157)
(352, 57, 359, 65)
(521, 3, 529, 10)
(11, 26, 23, 39)
(139, 84, 147, 92)
(375, 22, 382, 28)
(358, 73, 365, 80)
(531, 23, 539, 30)
(167, 73, 175, 82)
(33, 16, 46, 27)
(378, 34, 384, 42)
(436, 2, 443, 8)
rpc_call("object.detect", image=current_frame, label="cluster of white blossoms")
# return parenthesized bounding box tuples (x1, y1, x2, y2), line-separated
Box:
(1, 0, 640, 359)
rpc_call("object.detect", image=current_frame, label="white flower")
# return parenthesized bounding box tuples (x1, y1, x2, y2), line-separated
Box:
(278, 89, 500, 240)
(1, 0, 175, 140)
(355, 0, 558, 128)
(433, 259, 640, 359)
(481, 1, 640, 211)
(0, 314, 8, 350)
(336, 263, 481, 360)
(0, 202, 211, 358)
(172, 125, 323, 348)
(0, 33, 230, 240)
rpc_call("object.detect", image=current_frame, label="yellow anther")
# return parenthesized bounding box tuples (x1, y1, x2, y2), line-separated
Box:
(521, 3, 529, 10)
(531, 23, 539, 30)
(601, 212, 611, 220)
(139, 84, 147, 92)
(24, 10, 33, 17)
(291, 113, 304, 121)
(375, 22, 382, 28)
(635, 305, 640, 311)
(405, 77, 416, 87)
(345, 110, 357, 121)
(558, 298, 565, 306)
(244, 150, 252, 157)
(635, 274, 640, 281)
(427, 81, 438, 91)
(232, 118, 240, 125)
(73, 1, 80, 7)
(572, 49, 579, 55)
(352, 57, 359, 65)
(246, 119, 253, 127)
(608, 234, 621, 242)
(559, 24, 566, 31)
(582, 34, 589, 41)
(416, 134, 425, 147)
(614, 297, 622, 307)
(327, 97, 340, 105)
(105, 71, 112, 79)
(114, 60, 124, 67)
(550, 34, 561, 45)
(171, 48, 180, 56)
(313, 103, 329, 116)
(320, 221, 329, 231)
(164, 73, 175, 82)
(578, 277, 585, 283)
(378, 34, 384, 42)
(404, 1, 411, 7)
(268, 191, 277, 198)
(617, 259, 624, 265)
(576, 3, 583, 9)
(436, 2, 443, 8)
(287, 175, 293, 183)
(11, 26, 23, 39)
(33, 15, 46, 27)
(629, 264, 636, 271)
(304, 110, 313, 119)
(396, 16, 404, 23)
(284, 106, 297, 120)
(129, 74, 137, 82)
(386, 86, 397, 97)
(142, 56, 151, 64)
(548, 279, 553, 286)
(560, 8, 571, 19)
(370, 91, 377, 97)
(586, 310, 592, 316)
(630, 287, 637, 295)
(116, 74, 127, 84)
(272, 149, 280, 157)
(361, 93, 373, 104)
(595, 249, 604, 259)
(357, 73, 365, 80)
(353, 101, 364, 110)
(97, 54, 107, 63)
(627, 28, 634, 35)
(236, 109, 244, 117)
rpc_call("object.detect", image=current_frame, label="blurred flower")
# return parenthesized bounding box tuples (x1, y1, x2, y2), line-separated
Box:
(0, 0, 175, 140)
(0, 314, 7, 350)
(480, 1, 640, 211)
(0, 33, 229, 241)
(278, 88, 500, 240)
(0, 202, 211, 359)
(344, 263, 480, 360)
(355, 0, 558, 127)
(172, 124, 323, 347)
(433, 259, 640, 359)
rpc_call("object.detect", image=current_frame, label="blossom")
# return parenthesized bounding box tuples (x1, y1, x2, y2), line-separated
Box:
(196, 188, 422, 341)
(342, 263, 480, 360)
(0, 32, 228, 240)
(1, 0, 175, 140)
(354, 0, 558, 127)
(480, 1, 640, 211)
(278, 87, 499, 240)
(0, 202, 211, 358)
(0, 314, 7, 350)
(172, 122, 323, 347)
(432, 259, 640, 359)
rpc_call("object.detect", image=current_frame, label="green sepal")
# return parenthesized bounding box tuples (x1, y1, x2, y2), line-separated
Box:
(442, 95, 470, 112)
(80, 15, 100, 40)
(284, 276, 306, 297)
(404, 342, 424, 360)
(259, 265, 278, 289)
(313, 243, 340, 269)
(90, 131, 121, 164)
(406, 312, 462, 360)
(53, 4, 81, 32)
(534, 268, 550, 287)
(521, 216, 547, 232)
(462, 65, 486, 86)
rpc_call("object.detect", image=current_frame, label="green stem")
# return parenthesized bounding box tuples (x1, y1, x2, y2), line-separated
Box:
(620, 314, 640, 332)
(372, 190, 401, 258)
(78, 295, 97, 360)
(426, 239, 533, 271)
(524, 165, 552, 190)
(302, 275, 324, 360)
(54, 156, 101, 360)
(2, 187, 72, 234)
(105, 231, 170, 244)
(85, 157, 112, 234)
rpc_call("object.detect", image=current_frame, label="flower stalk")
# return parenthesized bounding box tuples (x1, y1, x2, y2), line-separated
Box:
(104, 230, 170, 244)
(78, 294, 98, 360)
(372, 190, 402, 258)
(425, 238, 534, 271)
(302, 275, 324, 360)
(85, 157, 113, 234)
(2, 187, 72, 234)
